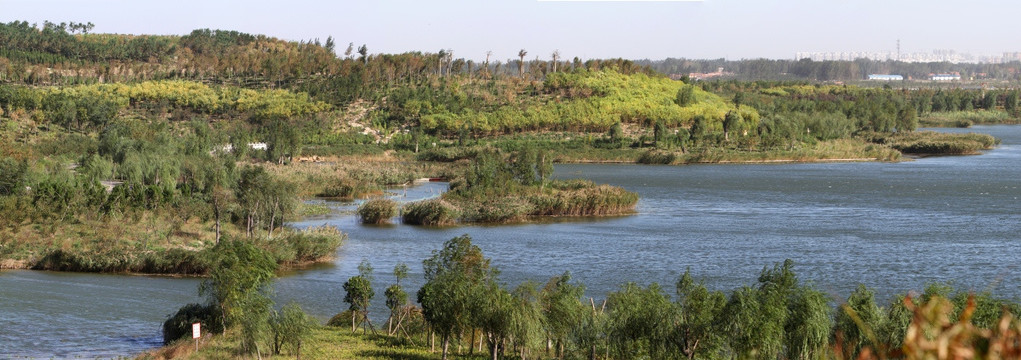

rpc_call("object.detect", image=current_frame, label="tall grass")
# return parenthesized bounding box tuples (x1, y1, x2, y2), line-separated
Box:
(357, 199, 398, 224)
(921, 110, 1019, 127)
(866, 131, 998, 155)
(401, 199, 460, 226)
(528, 180, 639, 216)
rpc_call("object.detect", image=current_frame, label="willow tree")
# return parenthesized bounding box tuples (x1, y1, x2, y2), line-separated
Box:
(607, 282, 677, 359)
(540, 272, 586, 359)
(200, 239, 277, 355)
(673, 270, 726, 359)
(418, 235, 496, 360)
(835, 284, 887, 358)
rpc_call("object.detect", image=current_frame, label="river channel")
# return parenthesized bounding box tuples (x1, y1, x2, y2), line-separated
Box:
(1, 126, 1019, 358)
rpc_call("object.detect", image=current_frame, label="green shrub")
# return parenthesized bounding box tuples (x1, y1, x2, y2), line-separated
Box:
(326, 309, 355, 328)
(0, 156, 28, 195)
(637, 150, 676, 164)
(318, 179, 378, 199)
(162, 303, 223, 345)
(357, 198, 398, 224)
(402, 199, 460, 226)
(285, 225, 346, 262)
(256, 225, 346, 264)
(140, 248, 208, 275)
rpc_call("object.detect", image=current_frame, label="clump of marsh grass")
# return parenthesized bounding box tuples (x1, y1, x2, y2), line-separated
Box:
(357, 198, 398, 224)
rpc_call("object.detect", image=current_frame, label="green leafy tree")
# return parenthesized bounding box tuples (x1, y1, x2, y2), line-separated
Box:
(897, 106, 918, 132)
(343, 259, 375, 332)
(722, 286, 784, 359)
(675, 85, 695, 107)
(540, 272, 586, 359)
(510, 146, 539, 186)
(477, 282, 515, 360)
(0, 156, 28, 196)
(835, 284, 887, 359)
(653, 121, 668, 147)
(357, 44, 368, 64)
(723, 111, 742, 141)
(385, 263, 410, 335)
(608, 122, 624, 144)
(269, 302, 317, 358)
(1005, 91, 1018, 114)
(536, 150, 554, 188)
(509, 282, 545, 359)
(785, 286, 832, 360)
(690, 115, 709, 144)
(417, 234, 495, 360)
(200, 239, 277, 355)
(672, 270, 726, 359)
(607, 282, 676, 359)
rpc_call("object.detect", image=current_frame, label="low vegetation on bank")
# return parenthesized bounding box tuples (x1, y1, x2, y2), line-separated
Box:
(920, 110, 1021, 128)
(864, 131, 999, 155)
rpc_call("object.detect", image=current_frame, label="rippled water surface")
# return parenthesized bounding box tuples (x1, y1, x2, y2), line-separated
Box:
(2, 126, 1019, 358)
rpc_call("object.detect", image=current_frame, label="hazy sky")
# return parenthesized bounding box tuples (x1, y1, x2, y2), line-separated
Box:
(2, 0, 1018, 61)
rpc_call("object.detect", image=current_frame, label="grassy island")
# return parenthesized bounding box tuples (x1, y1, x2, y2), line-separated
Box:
(403, 148, 638, 225)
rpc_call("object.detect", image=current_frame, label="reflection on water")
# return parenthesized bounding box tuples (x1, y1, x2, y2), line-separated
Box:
(3, 126, 1020, 357)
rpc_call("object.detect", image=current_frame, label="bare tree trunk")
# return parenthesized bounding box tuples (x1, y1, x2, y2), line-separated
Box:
(214, 208, 221, 244)
(442, 336, 450, 360)
(470, 330, 476, 355)
(268, 202, 276, 238)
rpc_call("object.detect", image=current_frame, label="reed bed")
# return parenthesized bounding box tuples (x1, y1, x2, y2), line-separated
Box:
(866, 131, 998, 155)
(356, 198, 398, 224)
(401, 199, 461, 226)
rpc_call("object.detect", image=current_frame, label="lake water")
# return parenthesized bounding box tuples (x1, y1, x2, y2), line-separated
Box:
(2, 126, 1019, 358)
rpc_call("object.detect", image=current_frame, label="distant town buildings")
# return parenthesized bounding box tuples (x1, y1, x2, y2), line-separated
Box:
(1002, 52, 1021, 62)
(929, 73, 962, 81)
(675, 67, 731, 81)
(867, 74, 903, 81)
(795, 50, 1020, 64)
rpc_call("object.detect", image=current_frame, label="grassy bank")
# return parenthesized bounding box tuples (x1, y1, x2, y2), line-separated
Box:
(143, 328, 440, 360)
(636, 138, 902, 164)
(920, 110, 1021, 128)
(864, 131, 999, 155)
(0, 208, 345, 274)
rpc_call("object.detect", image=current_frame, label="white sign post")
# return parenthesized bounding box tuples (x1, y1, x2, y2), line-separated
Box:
(192, 323, 201, 351)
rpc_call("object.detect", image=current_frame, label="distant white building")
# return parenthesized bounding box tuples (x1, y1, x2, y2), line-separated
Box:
(213, 142, 268, 155)
(868, 74, 903, 81)
(930, 73, 961, 81)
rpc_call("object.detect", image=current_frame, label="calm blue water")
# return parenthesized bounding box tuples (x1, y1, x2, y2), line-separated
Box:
(2, 126, 1019, 357)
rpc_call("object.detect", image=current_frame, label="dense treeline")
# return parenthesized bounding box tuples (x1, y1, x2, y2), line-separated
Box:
(170, 234, 1021, 359)
(406, 236, 1021, 360)
(640, 57, 1021, 83)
